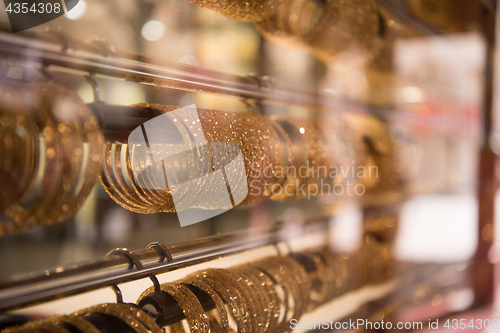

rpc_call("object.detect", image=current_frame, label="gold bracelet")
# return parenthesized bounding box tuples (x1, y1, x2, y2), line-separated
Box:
(2, 324, 45, 333)
(186, 271, 252, 333)
(111, 302, 163, 333)
(316, 247, 348, 299)
(200, 268, 262, 333)
(252, 258, 300, 333)
(74, 303, 149, 333)
(125, 145, 175, 210)
(181, 277, 229, 333)
(113, 144, 157, 208)
(227, 267, 268, 331)
(100, 143, 153, 213)
(19, 319, 71, 333)
(47, 315, 101, 333)
(233, 264, 280, 332)
(159, 282, 210, 333)
(105, 143, 153, 210)
(299, 252, 330, 309)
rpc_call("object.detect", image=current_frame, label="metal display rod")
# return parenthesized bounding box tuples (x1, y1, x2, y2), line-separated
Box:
(0, 219, 328, 312)
(0, 30, 320, 108)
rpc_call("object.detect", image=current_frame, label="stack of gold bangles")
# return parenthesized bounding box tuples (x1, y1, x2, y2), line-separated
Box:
(0, 78, 103, 236)
(1, 77, 400, 234)
(3, 241, 392, 333)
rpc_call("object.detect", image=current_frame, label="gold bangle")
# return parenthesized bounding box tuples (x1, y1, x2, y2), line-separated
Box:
(2, 324, 45, 333)
(299, 252, 330, 309)
(100, 143, 153, 213)
(47, 315, 101, 333)
(317, 248, 349, 298)
(125, 145, 175, 210)
(104, 143, 151, 210)
(275, 256, 310, 321)
(254, 256, 311, 328)
(250, 262, 290, 332)
(159, 282, 210, 333)
(186, 271, 252, 333)
(200, 268, 262, 333)
(228, 267, 268, 331)
(74, 303, 149, 333)
(113, 144, 157, 207)
(233, 264, 280, 332)
(19, 319, 71, 333)
(181, 277, 229, 333)
(252, 258, 300, 332)
(112, 303, 163, 333)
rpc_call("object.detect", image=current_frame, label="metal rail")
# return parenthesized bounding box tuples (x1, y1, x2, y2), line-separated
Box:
(0, 30, 321, 108)
(0, 218, 328, 312)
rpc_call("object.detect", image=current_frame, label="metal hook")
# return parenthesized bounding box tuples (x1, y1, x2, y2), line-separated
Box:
(106, 248, 143, 270)
(106, 247, 162, 293)
(111, 284, 124, 304)
(147, 242, 173, 263)
(84, 75, 101, 103)
(146, 242, 173, 293)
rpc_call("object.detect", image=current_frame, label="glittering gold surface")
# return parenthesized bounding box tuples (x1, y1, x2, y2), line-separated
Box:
(103, 103, 286, 213)
(0, 78, 103, 236)
(74, 303, 150, 333)
(100, 103, 402, 214)
(182, 277, 230, 333)
(10, 242, 395, 332)
(184, 0, 285, 22)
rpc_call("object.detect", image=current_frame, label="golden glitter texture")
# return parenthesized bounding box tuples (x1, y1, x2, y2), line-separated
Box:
(184, 0, 285, 22)
(0, 78, 103, 236)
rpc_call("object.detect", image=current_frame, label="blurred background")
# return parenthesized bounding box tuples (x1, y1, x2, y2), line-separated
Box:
(0, 0, 496, 325)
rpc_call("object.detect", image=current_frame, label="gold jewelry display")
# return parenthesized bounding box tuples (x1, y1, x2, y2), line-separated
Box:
(2, 325, 46, 333)
(74, 303, 150, 333)
(184, 272, 252, 333)
(252, 256, 308, 332)
(22, 320, 71, 333)
(197, 268, 262, 333)
(0, 78, 103, 236)
(181, 277, 230, 333)
(232, 265, 280, 331)
(316, 247, 348, 299)
(110, 303, 163, 333)
(101, 103, 390, 214)
(102, 103, 288, 214)
(46, 315, 101, 333)
(139, 282, 210, 333)
(297, 251, 330, 309)
(4, 244, 393, 332)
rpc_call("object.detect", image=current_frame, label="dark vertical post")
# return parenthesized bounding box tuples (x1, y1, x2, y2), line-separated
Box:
(473, 0, 497, 307)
